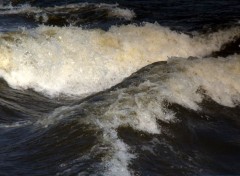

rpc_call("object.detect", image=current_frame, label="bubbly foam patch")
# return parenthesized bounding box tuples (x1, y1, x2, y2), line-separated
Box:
(180, 57, 240, 107)
(0, 23, 239, 97)
(103, 55, 240, 133)
(100, 128, 134, 176)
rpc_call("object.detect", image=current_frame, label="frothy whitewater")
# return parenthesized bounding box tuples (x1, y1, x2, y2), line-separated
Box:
(0, 1, 239, 175)
(0, 23, 239, 97)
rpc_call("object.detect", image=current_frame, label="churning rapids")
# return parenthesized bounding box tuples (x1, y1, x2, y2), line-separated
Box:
(0, 0, 240, 176)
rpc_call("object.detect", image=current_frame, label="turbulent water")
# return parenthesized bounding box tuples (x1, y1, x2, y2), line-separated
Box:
(0, 0, 240, 175)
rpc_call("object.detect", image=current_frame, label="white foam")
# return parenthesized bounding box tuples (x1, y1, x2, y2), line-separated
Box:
(176, 56, 240, 107)
(0, 23, 239, 98)
(103, 55, 240, 134)
(109, 6, 135, 20)
(100, 128, 134, 176)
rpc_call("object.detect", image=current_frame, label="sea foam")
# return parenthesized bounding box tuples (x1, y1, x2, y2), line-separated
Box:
(0, 23, 239, 97)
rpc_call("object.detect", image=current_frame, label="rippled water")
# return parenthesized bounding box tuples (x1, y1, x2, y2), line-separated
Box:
(0, 0, 240, 175)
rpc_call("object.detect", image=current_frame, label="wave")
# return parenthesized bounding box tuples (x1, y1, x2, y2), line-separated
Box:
(0, 2, 239, 175)
(0, 23, 239, 97)
(105, 55, 240, 174)
(30, 54, 240, 175)
(76, 55, 239, 138)
(0, 3, 135, 25)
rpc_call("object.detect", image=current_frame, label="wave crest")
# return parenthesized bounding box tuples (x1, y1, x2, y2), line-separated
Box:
(0, 23, 239, 97)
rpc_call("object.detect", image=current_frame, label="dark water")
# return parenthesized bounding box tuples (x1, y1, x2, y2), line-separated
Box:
(0, 0, 240, 175)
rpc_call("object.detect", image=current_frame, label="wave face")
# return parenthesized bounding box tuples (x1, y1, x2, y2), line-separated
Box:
(0, 55, 239, 176)
(0, 23, 239, 97)
(0, 1, 240, 176)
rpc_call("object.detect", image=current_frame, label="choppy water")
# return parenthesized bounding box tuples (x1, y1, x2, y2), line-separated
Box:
(0, 0, 240, 175)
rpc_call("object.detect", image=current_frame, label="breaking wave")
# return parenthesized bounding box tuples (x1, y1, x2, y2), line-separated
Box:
(0, 1, 240, 176)
(0, 23, 239, 97)
(0, 22, 239, 176)
(34, 55, 240, 175)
